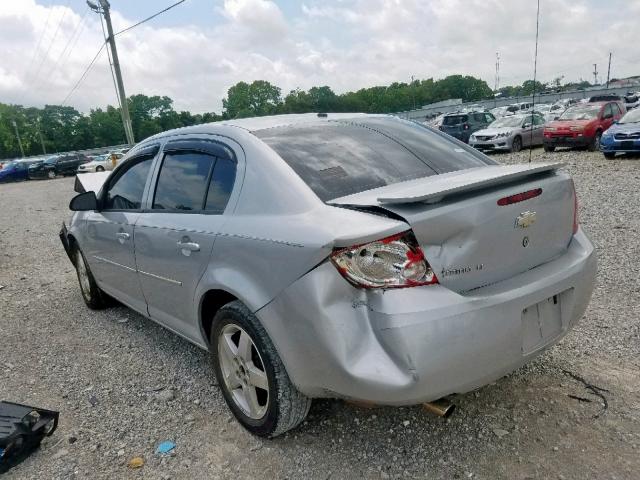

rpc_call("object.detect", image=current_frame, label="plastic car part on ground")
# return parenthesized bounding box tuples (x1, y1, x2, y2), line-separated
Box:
(0, 401, 59, 474)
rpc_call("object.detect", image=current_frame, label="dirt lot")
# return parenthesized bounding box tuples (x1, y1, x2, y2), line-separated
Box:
(1, 148, 639, 480)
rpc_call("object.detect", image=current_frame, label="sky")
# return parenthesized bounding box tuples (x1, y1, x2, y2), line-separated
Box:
(1, 0, 639, 114)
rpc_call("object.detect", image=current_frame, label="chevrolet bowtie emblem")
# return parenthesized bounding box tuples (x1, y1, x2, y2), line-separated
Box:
(515, 211, 537, 228)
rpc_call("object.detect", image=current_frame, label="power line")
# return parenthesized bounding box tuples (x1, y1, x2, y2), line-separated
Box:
(114, 0, 186, 36)
(22, 0, 54, 80)
(42, 7, 90, 87)
(60, 42, 106, 106)
(31, 1, 72, 88)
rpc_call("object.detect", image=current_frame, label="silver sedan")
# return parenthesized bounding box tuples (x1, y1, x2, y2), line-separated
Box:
(60, 113, 596, 437)
(469, 114, 546, 152)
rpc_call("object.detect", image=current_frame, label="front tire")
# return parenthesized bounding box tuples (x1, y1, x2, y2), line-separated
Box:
(73, 247, 109, 309)
(47, 170, 56, 179)
(543, 144, 556, 152)
(210, 301, 311, 438)
(588, 131, 602, 152)
(511, 136, 522, 153)
(603, 151, 616, 159)
(96, 166, 105, 172)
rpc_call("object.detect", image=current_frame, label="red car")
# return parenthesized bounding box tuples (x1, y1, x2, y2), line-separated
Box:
(543, 101, 625, 152)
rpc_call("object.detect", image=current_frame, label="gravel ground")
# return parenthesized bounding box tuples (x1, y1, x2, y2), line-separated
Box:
(1, 148, 639, 480)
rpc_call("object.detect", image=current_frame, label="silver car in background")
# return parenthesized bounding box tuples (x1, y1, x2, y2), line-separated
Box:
(469, 113, 546, 152)
(60, 113, 596, 438)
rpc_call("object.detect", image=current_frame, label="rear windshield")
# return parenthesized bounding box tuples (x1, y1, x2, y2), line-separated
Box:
(442, 115, 468, 125)
(255, 118, 494, 202)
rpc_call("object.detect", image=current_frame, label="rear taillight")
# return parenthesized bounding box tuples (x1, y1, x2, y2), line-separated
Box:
(331, 231, 438, 289)
(572, 180, 579, 234)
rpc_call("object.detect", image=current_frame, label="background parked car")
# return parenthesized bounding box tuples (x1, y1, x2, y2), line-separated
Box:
(0, 160, 30, 183)
(600, 107, 640, 159)
(29, 154, 90, 179)
(439, 111, 495, 143)
(77, 152, 123, 173)
(543, 101, 625, 152)
(588, 94, 622, 103)
(469, 113, 546, 152)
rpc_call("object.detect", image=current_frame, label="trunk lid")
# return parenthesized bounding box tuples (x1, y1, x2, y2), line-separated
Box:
(330, 163, 575, 292)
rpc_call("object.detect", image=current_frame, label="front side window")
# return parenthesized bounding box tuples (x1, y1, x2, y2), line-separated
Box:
(104, 157, 153, 210)
(602, 104, 613, 118)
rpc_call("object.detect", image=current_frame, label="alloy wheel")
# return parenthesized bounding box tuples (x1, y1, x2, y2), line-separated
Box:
(217, 324, 269, 419)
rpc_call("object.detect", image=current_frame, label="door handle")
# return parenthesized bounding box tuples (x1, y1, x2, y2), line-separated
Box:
(116, 231, 130, 244)
(177, 237, 200, 256)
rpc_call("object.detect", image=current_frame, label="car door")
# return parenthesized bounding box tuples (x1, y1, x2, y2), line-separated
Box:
(532, 114, 545, 144)
(601, 103, 615, 131)
(82, 148, 157, 314)
(134, 138, 237, 340)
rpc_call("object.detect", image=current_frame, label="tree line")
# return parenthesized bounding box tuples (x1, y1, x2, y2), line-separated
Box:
(0, 74, 590, 159)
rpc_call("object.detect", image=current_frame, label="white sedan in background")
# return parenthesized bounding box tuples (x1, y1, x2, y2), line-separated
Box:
(77, 153, 123, 173)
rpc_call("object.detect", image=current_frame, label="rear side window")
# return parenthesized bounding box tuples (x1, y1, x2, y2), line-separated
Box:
(472, 113, 485, 122)
(104, 158, 153, 210)
(153, 152, 215, 211)
(152, 152, 236, 213)
(205, 159, 236, 213)
(256, 118, 494, 202)
(443, 115, 467, 125)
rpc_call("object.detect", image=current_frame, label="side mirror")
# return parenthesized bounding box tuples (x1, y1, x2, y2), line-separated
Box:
(603, 113, 613, 120)
(523, 122, 532, 129)
(554, 116, 560, 120)
(70, 191, 98, 211)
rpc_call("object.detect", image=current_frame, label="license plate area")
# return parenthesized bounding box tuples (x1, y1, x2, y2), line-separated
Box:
(521, 290, 570, 354)
(621, 140, 634, 150)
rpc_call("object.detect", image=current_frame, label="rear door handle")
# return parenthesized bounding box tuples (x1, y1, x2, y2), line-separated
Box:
(177, 237, 200, 256)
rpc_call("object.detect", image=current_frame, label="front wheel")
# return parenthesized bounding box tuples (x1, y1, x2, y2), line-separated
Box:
(74, 247, 109, 309)
(211, 301, 311, 438)
(543, 144, 556, 152)
(96, 166, 105, 172)
(588, 131, 602, 152)
(510, 136, 522, 153)
(603, 151, 616, 159)
(47, 170, 56, 179)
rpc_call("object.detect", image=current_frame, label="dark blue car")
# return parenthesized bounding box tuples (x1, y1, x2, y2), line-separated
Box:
(0, 161, 30, 183)
(601, 108, 640, 159)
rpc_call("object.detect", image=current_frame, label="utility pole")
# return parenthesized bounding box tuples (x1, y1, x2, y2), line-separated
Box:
(606, 52, 612, 89)
(36, 119, 46, 154)
(11, 120, 25, 158)
(494, 52, 500, 107)
(411, 75, 416, 110)
(593, 64, 598, 86)
(87, 0, 135, 145)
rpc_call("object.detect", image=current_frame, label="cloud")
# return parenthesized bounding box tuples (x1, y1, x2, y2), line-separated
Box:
(0, 0, 638, 115)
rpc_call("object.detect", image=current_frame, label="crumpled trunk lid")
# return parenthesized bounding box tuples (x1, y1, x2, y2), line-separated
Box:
(330, 163, 575, 292)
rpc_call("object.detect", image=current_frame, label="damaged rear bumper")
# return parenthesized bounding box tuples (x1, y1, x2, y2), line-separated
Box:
(256, 229, 596, 405)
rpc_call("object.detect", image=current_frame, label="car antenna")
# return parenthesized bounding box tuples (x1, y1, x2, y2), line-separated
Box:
(529, 0, 541, 164)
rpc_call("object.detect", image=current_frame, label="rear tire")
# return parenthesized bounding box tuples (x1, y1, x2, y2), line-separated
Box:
(210, 301, 311, 438)
(511, 136, 522, 153)
(588, 131, 602, 152)
(603, 151, 616, 159)
(543, 144, 556, 152)
(73, 247, 109, 309)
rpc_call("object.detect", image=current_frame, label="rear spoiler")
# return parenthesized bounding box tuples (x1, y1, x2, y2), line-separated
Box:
(329, 162, 565, 206)
(74, 171, 111, 194)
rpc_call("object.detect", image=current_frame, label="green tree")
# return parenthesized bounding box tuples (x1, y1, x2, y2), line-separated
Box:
(223, 80, 282, 118)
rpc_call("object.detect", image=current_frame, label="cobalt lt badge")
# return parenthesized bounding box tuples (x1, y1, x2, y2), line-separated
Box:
(522, 236, 529, 247)
(515, 211, 537, 229)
